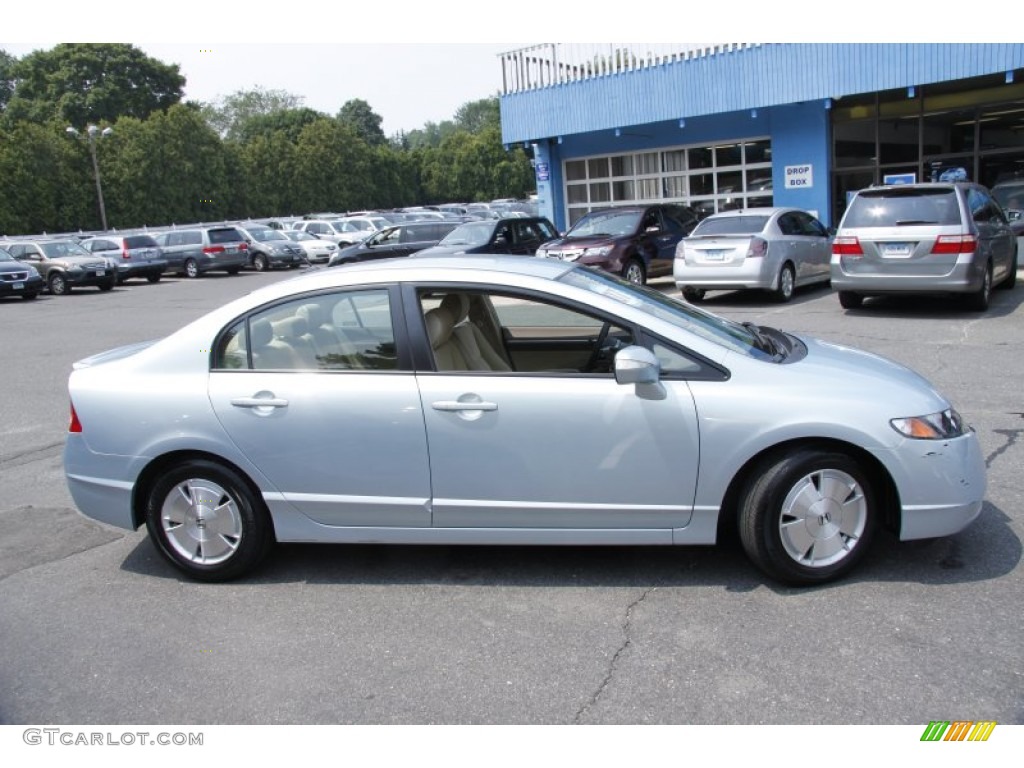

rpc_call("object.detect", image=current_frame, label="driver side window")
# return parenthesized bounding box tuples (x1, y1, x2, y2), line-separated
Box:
(420, 289, 632, 375)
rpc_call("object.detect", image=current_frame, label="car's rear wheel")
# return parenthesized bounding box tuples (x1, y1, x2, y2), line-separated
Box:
(682, 287, 705, 302)
(226, 267, 241, 275)
(739, 449, 878, 585)
(997, 249, 1017, 290)
(48, 273, 69, 295)
(772, 263, 795, 302)
(837, 291, 863, 309)
(98, 279, 115, 292)
(183, 258, 199, 279)
(147, 273, 162, 283)
(965, 262, 992, 311)
(145, 459, 274, 582)
(622, 257, 646, 285)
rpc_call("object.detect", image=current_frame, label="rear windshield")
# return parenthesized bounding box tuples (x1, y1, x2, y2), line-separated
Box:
(208, 228, 243, 244)
(843, 189, 961, 227)
(124, 235, 158, 249)
(692, 215, 768, 236)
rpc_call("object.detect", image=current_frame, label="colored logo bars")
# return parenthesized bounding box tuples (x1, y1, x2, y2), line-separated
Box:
(921, 721, 997, 742)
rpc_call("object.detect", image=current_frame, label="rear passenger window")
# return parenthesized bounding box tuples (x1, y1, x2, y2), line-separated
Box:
(212, 290, 399, 372)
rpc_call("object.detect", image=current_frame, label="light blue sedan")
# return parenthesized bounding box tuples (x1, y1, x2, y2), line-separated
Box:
(63, 256, 984, 585)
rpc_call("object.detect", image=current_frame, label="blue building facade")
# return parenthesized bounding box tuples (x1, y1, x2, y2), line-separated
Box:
(499, 43, 1024, 229)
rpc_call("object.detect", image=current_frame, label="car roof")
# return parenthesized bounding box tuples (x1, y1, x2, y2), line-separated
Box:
(700, 207, 797, 218)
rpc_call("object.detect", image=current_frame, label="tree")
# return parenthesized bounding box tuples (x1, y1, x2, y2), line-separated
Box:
(0, 49, 16, 112)
(3, 44, 184, 127)
(201, 86, 305, 141)
(337, 99, 386, 147)
(234, 107, 325, 145)
(453, 97, 500, 134)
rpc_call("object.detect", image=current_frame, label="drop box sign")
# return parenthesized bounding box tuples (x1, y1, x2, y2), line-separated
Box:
(784, 164, 813, 189)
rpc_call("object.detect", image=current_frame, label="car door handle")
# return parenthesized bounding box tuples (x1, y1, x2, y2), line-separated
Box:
(231, 396, 289, 408)
(432, 400, 498, 412)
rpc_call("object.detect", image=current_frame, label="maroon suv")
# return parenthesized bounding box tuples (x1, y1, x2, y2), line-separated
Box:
(536, 204, 699, 284)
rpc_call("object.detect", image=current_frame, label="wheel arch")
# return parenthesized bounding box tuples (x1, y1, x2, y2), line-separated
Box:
(131, 449, 274, 536)
(716, 437, 901, 539)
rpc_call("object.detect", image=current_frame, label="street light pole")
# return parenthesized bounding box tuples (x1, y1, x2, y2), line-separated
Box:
(66, 124, 113, 231)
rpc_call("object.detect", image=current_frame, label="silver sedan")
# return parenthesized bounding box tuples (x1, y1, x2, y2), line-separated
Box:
(674, 207, 832, 302)
(63, 256, 984, 585)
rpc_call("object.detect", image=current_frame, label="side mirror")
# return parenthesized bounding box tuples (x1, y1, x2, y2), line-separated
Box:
(614, 345, 666, 400)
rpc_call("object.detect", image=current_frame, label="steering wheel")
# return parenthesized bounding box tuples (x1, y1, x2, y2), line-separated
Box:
(585, 322, 612, 373)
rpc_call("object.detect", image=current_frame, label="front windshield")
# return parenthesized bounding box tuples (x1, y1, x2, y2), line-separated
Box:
(0, 248, 13, 262)
(286, 231, 314, 241)
(438, 222, 494, 247)
(567, 210, 642, 238)
(41, 241, 90, 258)
(558, 266, 769, 359)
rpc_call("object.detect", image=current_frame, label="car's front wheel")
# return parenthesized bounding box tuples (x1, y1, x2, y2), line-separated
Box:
(681, 286, 705, 302)
(183, 258, 200, 279)
(48, 272, 69, 295)
(738, 449, 878, 585)
(622, 257, 646, 285)
(144, 459, 275, 581)
(253, 254, 268, 272)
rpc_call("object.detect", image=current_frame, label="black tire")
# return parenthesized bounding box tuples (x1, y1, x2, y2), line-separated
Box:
(48, 272, 69, 296)
(183, 258, 200, 279)
(144, 459, 274, 582)
(964, 262, 992, 311)
(98, 279, 115, 292)
(682, 286, 705, 303)
(838, 291, 863, 309)
(738, 449, 878, 586)
(253, 254, 268, 272)
(22, 292, 38, 300)
(147, 273, 162, 283)
(226, 267, 241, 275)
(997, 249, 1016, 290)
(622, 257, 646, 285)
(772, 263, 795, 303)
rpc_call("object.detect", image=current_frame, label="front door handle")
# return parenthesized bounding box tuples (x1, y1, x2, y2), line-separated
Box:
(231, 396, 289, 409)
(432, 400, 498, 412)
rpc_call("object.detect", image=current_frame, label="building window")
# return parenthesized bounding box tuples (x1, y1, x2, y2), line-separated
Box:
(561, 137, 774, 223)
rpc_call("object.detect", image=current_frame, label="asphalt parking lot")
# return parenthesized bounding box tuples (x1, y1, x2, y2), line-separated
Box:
(0, 267, 1021, 725)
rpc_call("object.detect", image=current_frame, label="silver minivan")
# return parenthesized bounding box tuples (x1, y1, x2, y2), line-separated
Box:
(831, 182, 1017, 310)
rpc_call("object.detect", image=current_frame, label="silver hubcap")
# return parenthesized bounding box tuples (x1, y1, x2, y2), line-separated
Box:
(778, 469, 867, 568)
(625, 263, 643, 283)
(161, 479, 242, 565)
(780, 268, 794, 297)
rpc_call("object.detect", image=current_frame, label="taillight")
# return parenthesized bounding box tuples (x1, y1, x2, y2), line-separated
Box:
(746, 237, 768, 258)
(930, 234, 977, 254)
(69, 403, 82, 433)
(239, 242, 248, 251)
(832, 236, 863, 256)
(203, 245, 225, 255)
(121, 247, 131, 260)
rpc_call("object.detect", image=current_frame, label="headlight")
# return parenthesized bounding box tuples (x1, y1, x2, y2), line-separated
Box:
(582, 246, 613, 257)
(890, 409, 966, 440)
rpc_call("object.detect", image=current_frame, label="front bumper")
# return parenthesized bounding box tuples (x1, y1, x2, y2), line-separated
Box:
(874, 429, 987, 540)
(0, 274, 45, 295)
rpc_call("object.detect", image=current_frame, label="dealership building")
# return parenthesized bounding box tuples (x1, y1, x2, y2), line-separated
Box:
(498, 43, 1024, 229)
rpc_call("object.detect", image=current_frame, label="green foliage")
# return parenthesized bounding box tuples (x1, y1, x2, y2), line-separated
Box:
(201, 87, 306, 141)
(3, 44, 184, 127)
(337, 99, 386, 147)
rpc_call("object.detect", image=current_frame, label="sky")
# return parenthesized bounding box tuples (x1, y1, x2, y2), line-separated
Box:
(3, 2, 1015, 137)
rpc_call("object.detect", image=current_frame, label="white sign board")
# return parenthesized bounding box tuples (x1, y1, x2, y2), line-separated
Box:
(784, 164, 814, 189)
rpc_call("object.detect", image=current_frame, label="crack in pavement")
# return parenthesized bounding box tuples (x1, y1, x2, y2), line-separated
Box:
(0, 441, 65, 470)
(574, 586, 656, 724)
(986, 415, 1024, 469)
